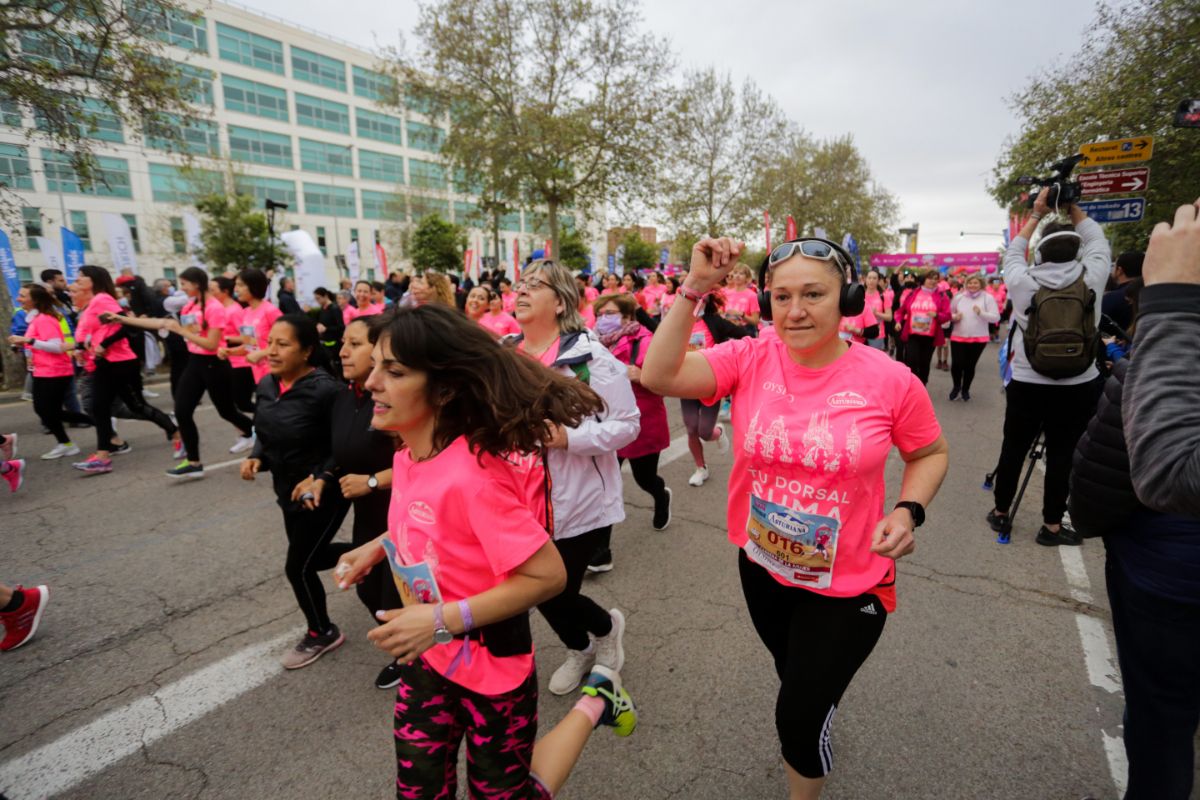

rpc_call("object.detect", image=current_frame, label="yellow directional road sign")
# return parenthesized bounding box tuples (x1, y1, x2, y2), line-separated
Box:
(1078, 136, 1153, 168)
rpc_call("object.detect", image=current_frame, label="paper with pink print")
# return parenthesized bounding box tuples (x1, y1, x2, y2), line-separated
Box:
(380, 537, 443, 607)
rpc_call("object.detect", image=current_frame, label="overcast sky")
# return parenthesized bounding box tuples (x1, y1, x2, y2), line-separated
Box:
(241, 0, 1101, 253)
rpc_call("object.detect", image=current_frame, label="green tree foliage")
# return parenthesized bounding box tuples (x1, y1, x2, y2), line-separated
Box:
(753, 132, 899, 257)
(0, 0, 203, 206)
(990, 0, 1200, 250)
(660, 69, 787, 238)
(193, 193, 288, 273)
(557, 226, 591, 272)
(391, 0, 673, 257)
(619, 231, 658, 272)
(411, 214, 467, 274)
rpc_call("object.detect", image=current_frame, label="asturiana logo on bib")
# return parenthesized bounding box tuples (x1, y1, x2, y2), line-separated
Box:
(767, 512, 810, 538)
(826, 391, 867, 408)
(408, 501, 436, 525)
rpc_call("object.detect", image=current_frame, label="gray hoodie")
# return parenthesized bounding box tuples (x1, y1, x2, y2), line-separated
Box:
(1002, 217, 1111, 385)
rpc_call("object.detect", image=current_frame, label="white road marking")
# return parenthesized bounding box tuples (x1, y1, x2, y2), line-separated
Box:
(620, 433, 690, 476)
(0, 631, 295, 799)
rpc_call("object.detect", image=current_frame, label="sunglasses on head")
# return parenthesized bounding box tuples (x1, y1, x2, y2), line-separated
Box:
(768, 239, 850, 272)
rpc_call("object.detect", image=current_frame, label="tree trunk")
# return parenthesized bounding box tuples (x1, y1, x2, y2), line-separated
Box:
(490, 208, 502, 282)
(0, 282, 24, 391)
(547, 198, 559, 260)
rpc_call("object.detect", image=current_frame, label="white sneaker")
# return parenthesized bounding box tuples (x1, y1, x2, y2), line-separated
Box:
(548, 646, 596, 695)
(142, 387, 160, 398)
(714, 424, 729, 454)
(41, 442, 81, 460)
(593, 609, 626, 672)
(688, 466, 709, 487)
(229, 435, 255, 454)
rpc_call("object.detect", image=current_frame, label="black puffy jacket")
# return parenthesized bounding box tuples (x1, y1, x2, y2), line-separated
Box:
(1070, 359, 1138, 537)
(250, 368, 343, 505)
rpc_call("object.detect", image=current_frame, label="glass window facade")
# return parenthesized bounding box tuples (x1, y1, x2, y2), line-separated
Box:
(356, 108, 403, 145)
(235, 176, 298, 208)
(144, 113, 219, 156)
(42, 150, 132, 198)
(303, 183, 356, 217)
(175, 61, 214, 106)
(151, 4, 208, 52)
(0, 144, 33, 191)
(408, 158, 446, 190)
(406, 120, 444, 153)
(0, 99, 21, 127)
(34, 97, 123, 143)
(299, 139, 352, 176)
(361, 189, 401, 220)
(228, 125, 292, 168)
(352, 66, 395, 101)
(216, 23, 284, 74)
(170, 217, 186, 253)
(122, 213, 141, 253)
(410, 196, 449, 221)
(358, 149, 403, 184)
(454, 201, 482, 226)
(500, 210, 522, 231)
(23, 207, 42, 249)
(149, 163, 223, 204)
(70, 211, 91, 251)
(291, 47, 346, 91)
(295, 93, 350, 133)
(222, 75, 288, 120)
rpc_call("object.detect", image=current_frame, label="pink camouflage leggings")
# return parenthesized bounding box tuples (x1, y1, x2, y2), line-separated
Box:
(393, 657, 551, 799)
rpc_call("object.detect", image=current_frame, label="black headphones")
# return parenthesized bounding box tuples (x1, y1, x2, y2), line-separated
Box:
(757, 237, 866, 321)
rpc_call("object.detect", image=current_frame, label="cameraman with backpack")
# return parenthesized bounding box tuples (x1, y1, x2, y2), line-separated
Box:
(986, 186, 1110, 546)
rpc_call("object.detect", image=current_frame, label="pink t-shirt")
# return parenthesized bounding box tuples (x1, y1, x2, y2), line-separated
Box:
(388, 437, 549, 695)
(905, 290, 939, 337)
(579, 303, 596, 329)
(660, 291, 678, 314)
(180, 296, 226, 356)
(341, 305, 358, 325)
(865, 289, 893, 319)
(838, 306, 879, 344)
(75, 293, 135, 368)
(583, 286, 599, 303)
(687, 319, 715, 352)
(361, 302, 386, 316)
(220, 301, 249, 369)
(501, 292, 517, 314)
(641, 284, 667, 314)
(479, 311, 521, 338)
(27, 313, 75, 378)
(701, 337, 940, 610)
(242, 301, 283, 383)
(724, 287, 761, 318)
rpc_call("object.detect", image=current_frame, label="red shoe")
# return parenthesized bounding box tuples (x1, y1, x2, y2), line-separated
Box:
(1, 584, 49, 651)
(2, 459, 24, 493)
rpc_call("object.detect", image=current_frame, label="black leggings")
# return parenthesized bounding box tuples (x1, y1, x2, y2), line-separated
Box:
(279, 494, 352, 633)
(739, 551, 887, 778)
(620, 453, 667, 503)
(536, 527, 615, 651)
(950, 341, 987, 393)
(175, 354, 254, 463)
(350, 494, 402, 618)
(92, 359, 177, 451)
(904, 335, 936, 384)
(231, 366, 256, 415)
(33, 375, 93, 444)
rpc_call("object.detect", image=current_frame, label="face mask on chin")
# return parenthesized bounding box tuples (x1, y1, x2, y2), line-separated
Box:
(595, 314, 622, 335)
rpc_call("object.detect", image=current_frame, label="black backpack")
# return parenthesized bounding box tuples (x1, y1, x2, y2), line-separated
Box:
(1022, 269, 1099, 379)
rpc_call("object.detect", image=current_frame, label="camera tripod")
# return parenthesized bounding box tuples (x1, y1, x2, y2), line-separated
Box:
(982, 428, 1044, 545)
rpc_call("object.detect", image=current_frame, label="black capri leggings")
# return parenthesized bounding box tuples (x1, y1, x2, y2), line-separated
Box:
(175, 354, 255, 463)
(904, 334, 937, 385)
(278, 491, 352, 634)
(92, 359, 177, 451)
(739, 551, 887, 779)
(949, 341, 987, 394)
(231, 365, 256, 415)
(620, 453, 668, 503)
(537, 527, 615, 651)
(33, 375, 93, 444)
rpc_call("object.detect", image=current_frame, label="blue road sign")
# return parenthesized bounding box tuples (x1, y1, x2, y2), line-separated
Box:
(1078, 197, 1146, 224)
(607, 254, 616, 271)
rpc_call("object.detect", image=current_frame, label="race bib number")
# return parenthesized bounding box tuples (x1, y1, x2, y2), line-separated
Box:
(745, 495, 840, 588)
(238, 324, 256, 339)
(180, 313, 198, 327)
(911, 313, 932, 334)
(688, 331, 706, 351)
(380, 538, 443, 607)
(838, 330, 853, 341)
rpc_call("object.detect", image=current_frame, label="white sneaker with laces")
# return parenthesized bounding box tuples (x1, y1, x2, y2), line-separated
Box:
(229, 435, 255, 454)
(41, 442, 80, 460)
(688, 466, 709, 487)
(549, 646, 596, 695)
(714, 424, 729, 454)
(593, 609, 626, 672)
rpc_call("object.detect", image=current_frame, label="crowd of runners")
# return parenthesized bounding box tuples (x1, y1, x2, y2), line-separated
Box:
(3, 188, 1200, 799)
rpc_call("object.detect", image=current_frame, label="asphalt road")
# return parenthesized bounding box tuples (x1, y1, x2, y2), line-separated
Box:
(0, 349, 1143, 799)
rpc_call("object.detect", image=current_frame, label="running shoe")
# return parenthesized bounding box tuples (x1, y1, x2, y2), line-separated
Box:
(1, 433, 16, 460)
(166, 461, 205, 480)
(718, 397, 731, 422)
(280, 625, 345, 670)
(652, 487, 673, 531)
(714, 424, 729, 454)
(142, 387, 160, 398)
(72, 455, 113, 475)
(948, 388, 960, 401)
(109, 442, 132, 456)
(593, 609, 626, 672)
(688, 466, 709, 487)
(20, 392, 32, 402)
(549, 646, 596, 695)
(581, 666, 637, 736)
(2, 460, 25, 493)
(41, 443, 80, 460)
(172, 440, 185, 460)
(985, 509, 1007, 533)
(0, 585, 48, 651)
(375, 660, 404, 690)
(962, 390, 971, 401)
(587, 547, 613, 574)
(229, 435, 255, 455)
(1036, 525, 1082, 547)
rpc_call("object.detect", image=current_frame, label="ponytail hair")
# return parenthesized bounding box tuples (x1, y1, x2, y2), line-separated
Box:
(26, 283, 61, 318)
(79, 265, 117, 298)
(180, 266, 210, 332)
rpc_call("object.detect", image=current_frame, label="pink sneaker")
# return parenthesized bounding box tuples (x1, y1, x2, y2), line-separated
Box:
(2, 459, 24, 493)
(0, 585, 48, 651)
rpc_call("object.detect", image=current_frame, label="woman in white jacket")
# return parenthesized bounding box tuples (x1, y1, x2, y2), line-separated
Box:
(948, 273, 1001, 401)
(511, 259, 641, 695)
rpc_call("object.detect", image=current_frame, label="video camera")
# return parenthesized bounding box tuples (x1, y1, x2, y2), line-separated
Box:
(1018, 153, 1085, 209)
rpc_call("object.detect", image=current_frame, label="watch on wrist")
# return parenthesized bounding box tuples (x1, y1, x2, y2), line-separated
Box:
(366, 474, 379, 490)
(432, 602, 454, 645)
(893, 501, 925, 528)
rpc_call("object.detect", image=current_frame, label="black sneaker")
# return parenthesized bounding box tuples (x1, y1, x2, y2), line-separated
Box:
(280, 625, 344, 669)
(962, 389, 971, 401)
(587, 547, 613, 574)
(948, 388, 960, 401)
(652, 487, 673, 531)
(1036, 525, 1082, 547)
(110, 442, 132, 456)
(375, 660, 403, 689)
(986, 509, 1008, 533)
(166, 460, 205, 480)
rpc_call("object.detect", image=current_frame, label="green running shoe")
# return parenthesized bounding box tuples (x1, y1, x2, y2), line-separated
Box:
(581, 665, 637, 737)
